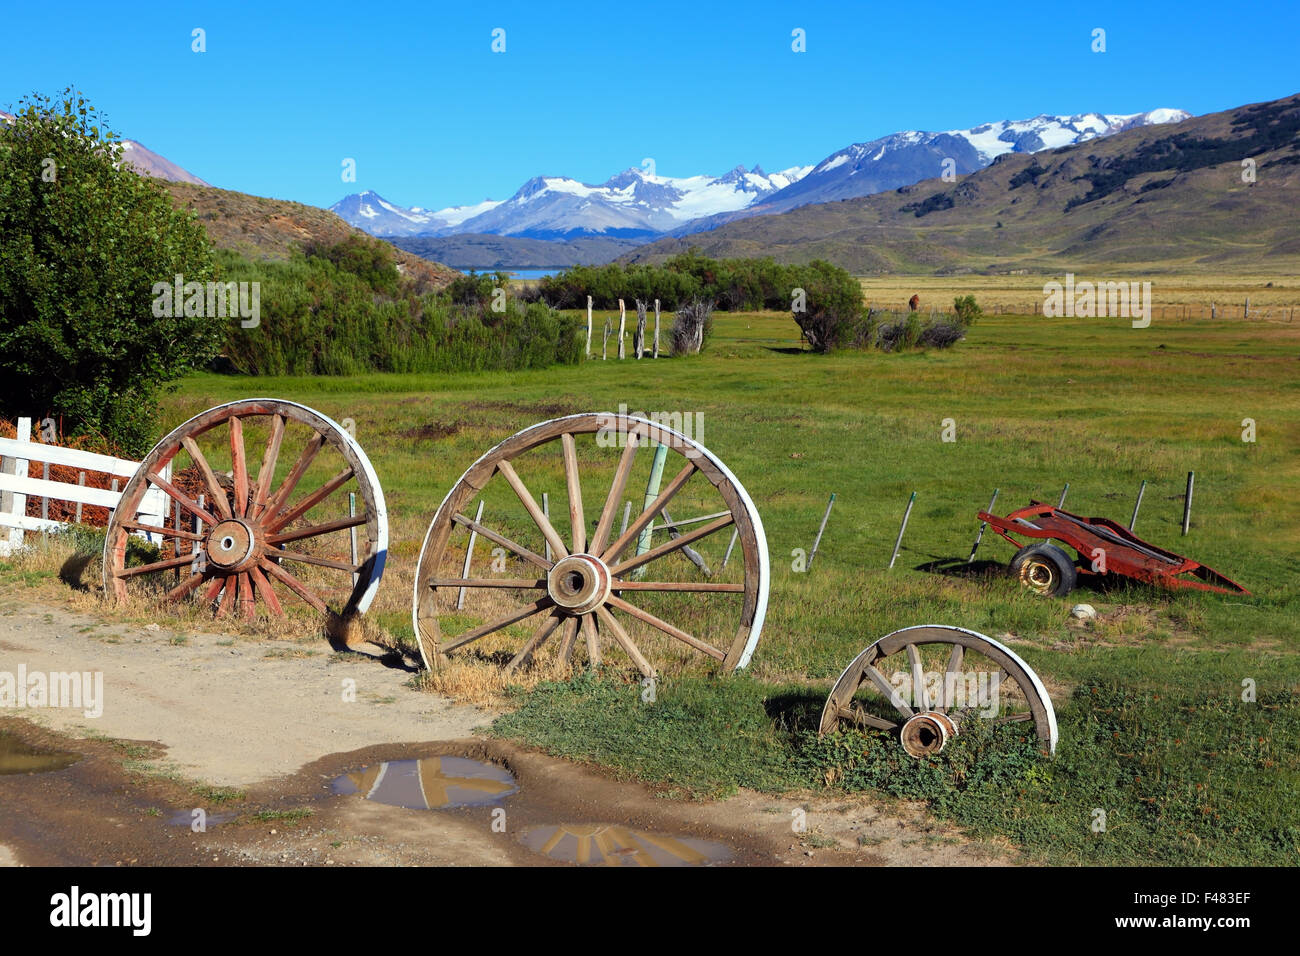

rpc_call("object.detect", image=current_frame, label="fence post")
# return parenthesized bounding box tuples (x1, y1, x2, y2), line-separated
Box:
(889, 491, 916, 569)
(2, 418, 32, 551)
(653, 299, 661, 358)
(617, 299, 627, 359)
(586, 296, 593, 358)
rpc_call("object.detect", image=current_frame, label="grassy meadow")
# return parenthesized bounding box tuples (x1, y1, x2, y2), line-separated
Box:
(9, 301, 1299, 864)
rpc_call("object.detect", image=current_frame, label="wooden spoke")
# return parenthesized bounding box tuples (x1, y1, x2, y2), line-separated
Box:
(249, 565, 283, 616)
(451, 512, 550, 571)
(121, 520, 203, 542)
(906, 643, 930, 712)
(426, 577, 547, 590)
(267, 513, 366, 545)
(249, 414, 286, 519)
(611, 580, 744, 592)
(557, 615, 579, 665)
(116, 552, 202, 578)
(601, 461, 697, 563)
(147, 472, 218, 527)
(229, 416, 250, 517)
(440, 596, 554, 654)
(503, 612, 565, 675)
(215, 575, 237, 618)
(938, 643, 964, 712)
(581, 612, 601, 666)
(162, 570, 210, 604)
(202, 576, 225, 606)
(496, 459, 569, 560)
(179, 436, 233, 520)
(836, 705, 900, 733)
(263, 431, 324, 519)
(603, 594, 725, 662)
(561, 432, 586, 554)
(594, 604, 656, 678)
(864, 662, 915, 719)
(275, 551, 359, 573)
(266, 466, 354, 533)
(260, 558, 328, 613)
(589, 428, 643, 555)
(237, 571, 256, 619)
(608, 514, 734, 577)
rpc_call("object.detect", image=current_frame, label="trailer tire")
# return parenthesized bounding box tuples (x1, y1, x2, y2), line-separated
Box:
(1010, 544, 1077, 597)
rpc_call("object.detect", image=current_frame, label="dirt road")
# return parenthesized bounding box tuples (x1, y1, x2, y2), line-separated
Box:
(0, 598, 1012, 867)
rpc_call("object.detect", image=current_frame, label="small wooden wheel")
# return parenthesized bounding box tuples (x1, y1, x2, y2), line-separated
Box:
(412, 412, 769, 676)
(103, 399, 387, 624)
(819, 625, 1057, 755)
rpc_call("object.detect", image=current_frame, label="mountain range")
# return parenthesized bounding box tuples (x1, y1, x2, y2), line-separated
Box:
(622, 94, 1300, 274)
(332, 109, 1190, 258)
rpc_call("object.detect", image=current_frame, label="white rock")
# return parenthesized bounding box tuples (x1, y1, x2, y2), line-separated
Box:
(1070, 603, 1097, 620)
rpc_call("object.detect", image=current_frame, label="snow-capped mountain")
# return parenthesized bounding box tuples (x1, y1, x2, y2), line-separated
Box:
(333, 108, 1190, 243)
(332, 165, 811, 240)
(673, 109, 1192, 234)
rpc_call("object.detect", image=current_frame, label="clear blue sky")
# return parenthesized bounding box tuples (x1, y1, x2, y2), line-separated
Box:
(4, 0, 1295, 210)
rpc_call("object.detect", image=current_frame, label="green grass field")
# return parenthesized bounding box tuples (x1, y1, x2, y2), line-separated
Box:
(123, 307, 1300, 863)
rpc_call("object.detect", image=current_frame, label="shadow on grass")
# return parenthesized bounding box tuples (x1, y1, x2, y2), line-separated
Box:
(762, 689, 828, 736)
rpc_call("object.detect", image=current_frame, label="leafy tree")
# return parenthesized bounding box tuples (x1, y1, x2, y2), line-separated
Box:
(953, 294, 983, 326)
(0, 89, 218, 454)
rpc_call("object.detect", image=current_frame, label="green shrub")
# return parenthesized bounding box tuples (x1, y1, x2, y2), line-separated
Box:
(953, 294, 983, 326)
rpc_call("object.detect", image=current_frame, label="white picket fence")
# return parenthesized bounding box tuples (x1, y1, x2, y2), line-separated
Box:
(0, 417, 170, 557)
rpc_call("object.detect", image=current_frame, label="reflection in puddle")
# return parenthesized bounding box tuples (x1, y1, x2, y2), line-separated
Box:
(520, 824, 732, 867)
(331, 756, 517, 810)
(0, 732, 80, 775)
(166, 810, 235, 828)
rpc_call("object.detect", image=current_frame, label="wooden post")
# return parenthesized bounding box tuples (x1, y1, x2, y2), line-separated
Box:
(41, 461, 49, 521)
(2, 418, 31, 550)
(1058, 483, 1069, 509)
(634, 299, 647, 359)
(1182, 472, 1194, 536)
(602, 317, 611, 360)
(617, 299, 627, 359)
(456, 499, 485, 610)
(653, 299, 661, 358)
(889, 491, 916, 569)
(633, 444, 668, 578)
(74, 471, 85, 523)
(1211, 302, 1216, 319)
(807, 493, 835, 570)
(586, 295, 593, 357)
(1129, 479, 1146, 532)
(968, 488, 999, 563)
(1244, 298, 1249, 319)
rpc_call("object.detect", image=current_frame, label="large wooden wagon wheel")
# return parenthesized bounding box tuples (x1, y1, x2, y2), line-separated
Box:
(819, 625, 1058, 755)
(412, 413, 769, 676)
(103, 399, 387, 625)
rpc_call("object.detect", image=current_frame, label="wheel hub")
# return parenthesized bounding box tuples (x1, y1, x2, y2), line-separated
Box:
(1021, 560, 1056, 593)
(205, 518, 260, 572)
(900, 711, 957, 757)
(546, 554, 611, 614)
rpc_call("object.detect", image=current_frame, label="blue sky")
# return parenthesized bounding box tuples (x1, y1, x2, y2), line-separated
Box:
(4, 0, 1296, 210)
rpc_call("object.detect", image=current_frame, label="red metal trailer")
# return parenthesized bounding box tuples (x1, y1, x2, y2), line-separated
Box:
(976, 501, 1249, 597)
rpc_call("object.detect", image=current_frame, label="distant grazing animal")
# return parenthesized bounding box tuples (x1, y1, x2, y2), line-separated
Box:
(908, 294, 920, 312)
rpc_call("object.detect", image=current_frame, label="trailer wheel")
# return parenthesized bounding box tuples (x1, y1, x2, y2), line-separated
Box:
(1010, 544, 1076, 597)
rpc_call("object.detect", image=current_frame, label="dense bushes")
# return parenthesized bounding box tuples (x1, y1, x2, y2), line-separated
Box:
(215, 249, 582, 376)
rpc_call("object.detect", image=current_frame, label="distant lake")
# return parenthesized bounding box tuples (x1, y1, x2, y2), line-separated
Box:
(506, 268, 562, 280)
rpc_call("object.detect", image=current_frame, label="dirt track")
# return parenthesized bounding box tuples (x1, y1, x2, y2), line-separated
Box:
(0, 599, 1013, 867)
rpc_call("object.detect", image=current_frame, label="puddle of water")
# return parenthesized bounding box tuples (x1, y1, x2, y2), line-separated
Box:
(165, 810, 235, 828)
(331, 756, 517, 810)
(519, 824, 732, 867)
(0, 732, 80, 776)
